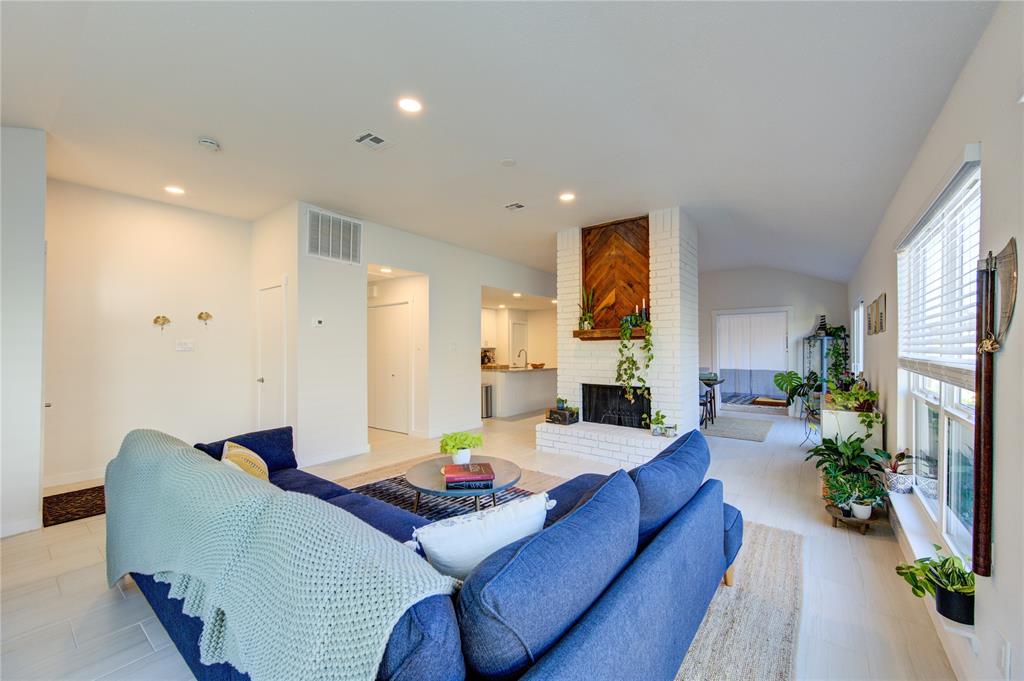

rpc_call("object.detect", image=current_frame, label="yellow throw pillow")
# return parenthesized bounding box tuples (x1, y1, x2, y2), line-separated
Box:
(222, 441, 270, 481)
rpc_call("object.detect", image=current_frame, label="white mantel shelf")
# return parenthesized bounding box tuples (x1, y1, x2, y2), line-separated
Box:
(536, 420, 678, 468)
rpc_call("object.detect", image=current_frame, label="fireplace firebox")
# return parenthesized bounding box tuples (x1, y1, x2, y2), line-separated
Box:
(582, 384, 651, 429)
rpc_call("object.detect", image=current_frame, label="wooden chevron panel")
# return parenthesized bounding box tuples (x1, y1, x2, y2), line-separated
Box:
(582, 215, 649, 330)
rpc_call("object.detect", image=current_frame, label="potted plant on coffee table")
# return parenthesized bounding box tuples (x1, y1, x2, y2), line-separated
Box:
(440, 432, 483, 465)
(896, 545, 976, 625)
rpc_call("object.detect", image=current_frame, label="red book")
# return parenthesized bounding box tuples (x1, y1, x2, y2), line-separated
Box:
(441, 463, 495, 483)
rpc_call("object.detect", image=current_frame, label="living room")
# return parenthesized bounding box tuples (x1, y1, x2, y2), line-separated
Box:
(2, 2, 1022, 681)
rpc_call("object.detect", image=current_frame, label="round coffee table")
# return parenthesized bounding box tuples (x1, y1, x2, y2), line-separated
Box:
(405, 455, 522, 513)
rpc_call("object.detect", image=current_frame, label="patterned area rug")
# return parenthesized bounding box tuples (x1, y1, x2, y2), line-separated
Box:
(702, 416, 774, 442)
(352, 475, 533, 521)
(42, 485, 106, 526)
(677, 522, 803, 681)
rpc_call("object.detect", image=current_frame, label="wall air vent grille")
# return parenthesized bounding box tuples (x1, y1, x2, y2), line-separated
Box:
(307, 208, 362, 264)
(505, 202, 526, 211)
(354, 132, 391, 151)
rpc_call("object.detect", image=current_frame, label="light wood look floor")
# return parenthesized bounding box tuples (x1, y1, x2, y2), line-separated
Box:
(1, 413, 953, 680)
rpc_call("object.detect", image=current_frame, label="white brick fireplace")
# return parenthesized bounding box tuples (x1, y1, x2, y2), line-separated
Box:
(536, 207, 699, 467)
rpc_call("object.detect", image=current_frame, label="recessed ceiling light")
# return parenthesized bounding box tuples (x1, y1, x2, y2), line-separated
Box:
(559, 192, 576, 203)
(498, 304, 506, 309)
(398, 97, 422, 113)
(165, 186, 185, 195)
(380, 267, 393, 273)
(499, 158, 517, 168)
(512, 292, 522, 298)
(551, 299, 558, 304)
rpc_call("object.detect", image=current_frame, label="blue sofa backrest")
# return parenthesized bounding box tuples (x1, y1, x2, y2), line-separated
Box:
(519, 479, 726, 681)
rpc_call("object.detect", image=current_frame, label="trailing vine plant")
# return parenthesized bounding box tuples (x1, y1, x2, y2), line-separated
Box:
(616, 314, 654, 403)
(824, 324, 850, 389)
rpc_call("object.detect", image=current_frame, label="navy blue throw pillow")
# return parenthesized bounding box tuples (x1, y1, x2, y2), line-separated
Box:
(629, 429, 711, 545)
(194, 426, 297, 472)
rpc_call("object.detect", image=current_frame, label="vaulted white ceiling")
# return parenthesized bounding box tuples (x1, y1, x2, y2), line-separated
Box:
(1, 1, 995, 281)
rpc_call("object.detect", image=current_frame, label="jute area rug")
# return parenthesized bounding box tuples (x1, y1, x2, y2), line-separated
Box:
(677, 522, 803, 681)
(702, 415, 774, 442)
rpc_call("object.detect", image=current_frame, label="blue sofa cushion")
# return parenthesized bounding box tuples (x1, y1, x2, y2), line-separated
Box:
(457, 470, 640, 681)
(543, 472, 607, 526)
(194, 427, 297, 472)
(326, 492, 430, 543)
(629, 429, 710, 545)
(269, 467, 350, 501)
(724, 503, 743, 567)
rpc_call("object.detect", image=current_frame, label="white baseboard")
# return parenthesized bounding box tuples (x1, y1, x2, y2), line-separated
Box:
(2, 516, 43, 538)
(43, 466, 108, 489)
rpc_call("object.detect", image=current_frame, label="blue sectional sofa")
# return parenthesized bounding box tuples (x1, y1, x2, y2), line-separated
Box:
(129, 426, 742, 681)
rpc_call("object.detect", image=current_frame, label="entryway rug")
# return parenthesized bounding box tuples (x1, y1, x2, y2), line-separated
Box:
(42, 485, 106, 526)
(702, 415, 773, 442)
(352, 475, 533, 521)
(677, 522, 803, 681)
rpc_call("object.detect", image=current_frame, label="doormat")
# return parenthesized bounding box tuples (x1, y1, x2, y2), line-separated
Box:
(752, 396, 788, 407)
(42, 485, 105, 526)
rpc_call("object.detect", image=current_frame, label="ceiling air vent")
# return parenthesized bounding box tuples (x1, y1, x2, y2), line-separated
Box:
(307, 208, 362, 265)
(505, 202, 526, 211)
(354, 131, 391, 151)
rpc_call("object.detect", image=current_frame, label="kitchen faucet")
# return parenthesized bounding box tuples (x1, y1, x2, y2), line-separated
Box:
(517, 349, 528, 368)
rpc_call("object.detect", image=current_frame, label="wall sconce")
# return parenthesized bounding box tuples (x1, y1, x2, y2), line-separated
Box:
(153, 315, 171, 331)
(197, 311, 213, 326)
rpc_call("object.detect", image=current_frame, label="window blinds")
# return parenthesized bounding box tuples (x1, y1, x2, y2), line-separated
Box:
(897, 160, 980, 389)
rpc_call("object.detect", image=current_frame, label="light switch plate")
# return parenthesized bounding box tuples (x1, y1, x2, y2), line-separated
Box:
(175, 340, 195, 352)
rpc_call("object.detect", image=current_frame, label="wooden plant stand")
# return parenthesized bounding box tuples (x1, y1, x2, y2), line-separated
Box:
(825, 504, 876, 535)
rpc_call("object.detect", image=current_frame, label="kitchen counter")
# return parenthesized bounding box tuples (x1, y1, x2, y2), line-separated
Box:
(481, 367, 557, 417)
(482, 365, 557, 372)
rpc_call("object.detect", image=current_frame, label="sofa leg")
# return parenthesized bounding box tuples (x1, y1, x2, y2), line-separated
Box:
(722, 565, 735, 587)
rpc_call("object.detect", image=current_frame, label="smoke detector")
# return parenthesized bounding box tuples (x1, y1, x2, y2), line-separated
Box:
(504, 202, 526, 211)
(355, 132, 392, 151)
(197, 137, 221, 152)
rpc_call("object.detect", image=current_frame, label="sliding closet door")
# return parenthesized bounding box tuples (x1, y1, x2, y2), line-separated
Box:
(716, 311, 788, 398)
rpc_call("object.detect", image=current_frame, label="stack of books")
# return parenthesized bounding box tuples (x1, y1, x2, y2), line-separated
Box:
(441, 463, 495, 490)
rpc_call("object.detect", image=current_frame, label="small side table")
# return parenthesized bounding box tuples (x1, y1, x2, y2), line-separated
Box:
(700, 378, 725, 424)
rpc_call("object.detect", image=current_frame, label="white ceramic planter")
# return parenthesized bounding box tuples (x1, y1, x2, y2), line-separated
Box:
(851, 503, 872, 520)
(451, 448, 472, 465)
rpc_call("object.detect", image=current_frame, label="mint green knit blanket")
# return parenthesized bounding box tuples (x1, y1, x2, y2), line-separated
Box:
(105, 429, 457, 681)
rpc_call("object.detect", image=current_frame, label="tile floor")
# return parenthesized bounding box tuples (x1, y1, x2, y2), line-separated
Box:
(0, 413, 953, 680)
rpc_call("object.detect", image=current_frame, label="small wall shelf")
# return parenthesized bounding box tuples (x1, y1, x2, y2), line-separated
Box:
(572, 328, 647, 341)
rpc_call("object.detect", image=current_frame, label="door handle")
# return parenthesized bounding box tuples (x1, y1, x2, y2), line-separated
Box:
(256, 377, 265, 384)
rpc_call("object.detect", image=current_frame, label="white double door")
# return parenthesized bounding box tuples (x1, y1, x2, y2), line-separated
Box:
(368, 303, 411, 434)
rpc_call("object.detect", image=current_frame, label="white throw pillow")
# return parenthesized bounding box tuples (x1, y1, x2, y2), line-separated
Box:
(410, 494, 555, 579)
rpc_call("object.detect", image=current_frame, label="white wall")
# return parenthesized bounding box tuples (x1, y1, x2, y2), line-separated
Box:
(698, 267, 849, 375)
(360, 212, 555, 437)
(527, 308, 557, 367)
(1, 127, 46, 537)
(42, 181, 255, 486)
(848, 5, 1023, 678)
(369, 275, 430, 437)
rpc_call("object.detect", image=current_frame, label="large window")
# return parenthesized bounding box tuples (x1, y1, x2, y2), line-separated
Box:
(897, 149, 979, 558)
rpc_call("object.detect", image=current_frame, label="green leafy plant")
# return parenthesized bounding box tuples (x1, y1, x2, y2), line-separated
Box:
(829, 385, 879, 412)
(773, 370, 821, 410)
(887, 450, 910, 474)
(643, 409, 666, 428)
(825, 325, 850, 388)
(439, 432, 483, 454)
(849, 475, 887, 508)
(896, 545, 975, 598)
(806, 434, 891, 479)
(578, 288, 609, 329)
(616, 315, 653, 403)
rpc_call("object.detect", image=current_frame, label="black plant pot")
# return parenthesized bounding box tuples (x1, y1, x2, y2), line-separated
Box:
(935, 586, 974, 625)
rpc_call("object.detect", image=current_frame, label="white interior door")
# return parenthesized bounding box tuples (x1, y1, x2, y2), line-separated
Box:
(257, 286, 286, 428)
(510, 322, 528, 367)
(368, 303, 411, 434)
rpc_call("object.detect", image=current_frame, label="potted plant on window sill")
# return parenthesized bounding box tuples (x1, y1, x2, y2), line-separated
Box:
(896, 545, 976, 625)
(440, 432, 483, 465)
(884, 449, 913, 494)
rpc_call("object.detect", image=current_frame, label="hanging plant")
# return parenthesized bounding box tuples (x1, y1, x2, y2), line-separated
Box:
(616, 314, 654, 403)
